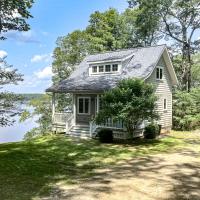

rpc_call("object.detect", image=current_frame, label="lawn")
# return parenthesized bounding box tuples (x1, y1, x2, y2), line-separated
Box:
(0, 131, 199, 200)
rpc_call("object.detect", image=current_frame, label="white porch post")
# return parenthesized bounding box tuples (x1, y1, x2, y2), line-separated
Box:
(97, 94, 100, 113)
(52, 93, 56, 123)
(73, 94, 76, 125)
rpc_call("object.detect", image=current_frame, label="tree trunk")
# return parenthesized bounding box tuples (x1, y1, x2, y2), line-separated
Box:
(181, 42, 192, 92)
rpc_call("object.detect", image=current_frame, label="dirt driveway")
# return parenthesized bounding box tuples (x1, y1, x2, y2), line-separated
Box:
(44, 132, 200, 200)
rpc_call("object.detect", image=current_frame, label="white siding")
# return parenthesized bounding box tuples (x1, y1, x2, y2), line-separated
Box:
(146, 56, 173, 129)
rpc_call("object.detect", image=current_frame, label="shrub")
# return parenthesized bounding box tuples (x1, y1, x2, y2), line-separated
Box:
(95, 78, 158, 139)
(144, 123, 160, 139)
(98, 129, 113, 143)
(173, 88, 200, 131)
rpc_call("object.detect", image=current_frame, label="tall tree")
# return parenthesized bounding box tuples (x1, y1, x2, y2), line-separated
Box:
(86, 8, 127, 52)
(52, 30, 89, 111)
(0, 58, 23, 126)
(128, 0, 200, 91)
(52, 30, 89, 84)
(0, 0, 34, 39)
(0, 0, 33, 126)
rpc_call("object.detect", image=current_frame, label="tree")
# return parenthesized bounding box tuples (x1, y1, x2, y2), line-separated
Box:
(191, 53, 200, 88)
(128, 0, 200, 91)
(20, 94, 52, 139)
(52, 30, 89, 84)
(173, 53, 200, 88)
(95, 79, 158, 138)
(86, 8, 128, 52)
(125, 4, 161, 46)
(0, 0, 34, 126)
(52, 30, 89, 111)
(0, 58, 23, 126)
(0, 0, 34, 39)
(173, 88, 200, 130)
(121, 9, 143, 48)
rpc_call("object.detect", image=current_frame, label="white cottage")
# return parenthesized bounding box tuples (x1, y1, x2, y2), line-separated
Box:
(47, 45, 178, 138)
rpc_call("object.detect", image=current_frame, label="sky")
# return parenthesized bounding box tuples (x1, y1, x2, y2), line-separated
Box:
(0, 0, 128, 94)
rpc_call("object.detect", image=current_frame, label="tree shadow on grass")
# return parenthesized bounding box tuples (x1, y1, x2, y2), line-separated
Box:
(0, 135, 199, 199)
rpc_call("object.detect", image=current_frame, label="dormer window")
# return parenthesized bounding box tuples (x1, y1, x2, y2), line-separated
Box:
(90, 63, 119, 75)
(99, 65, 104, 72)
(92, 66, 97, 73)
(112, 64, 118, 72)
(105, 65, 111, 72)
(156, 67, 163, 80)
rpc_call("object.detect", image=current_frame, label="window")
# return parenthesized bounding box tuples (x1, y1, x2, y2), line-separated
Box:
(105, 65, 111, 72)
(90, 63, 120, 75)
(156, 67, 163, 80)
(92, 66, 97, 73)
(99, 65, 104, 72)
(78, 97, 90, 114)
(164, 98, 167, 110)
(112, 64, 118, 72)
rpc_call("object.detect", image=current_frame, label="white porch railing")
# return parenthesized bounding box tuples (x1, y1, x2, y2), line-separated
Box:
(90, 119, 145, 139)
(53, 112, 74, 133)
(53, 112, 72, 125)
(90, 118, 125, 138)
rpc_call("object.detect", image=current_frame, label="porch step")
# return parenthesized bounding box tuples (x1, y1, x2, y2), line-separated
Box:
(68, 125, 90, 138)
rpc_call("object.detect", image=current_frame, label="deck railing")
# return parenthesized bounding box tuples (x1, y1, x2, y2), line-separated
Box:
(89, 118, 125, 137)
(90, 119, 145, 139)
(53, 112, 74, 133)
(53, 112, 72, 125)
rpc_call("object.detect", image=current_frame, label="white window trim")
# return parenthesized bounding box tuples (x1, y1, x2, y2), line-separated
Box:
(163, 98, 167, 110)
(90, 63, 120, 75)
(77, 97, 91, 115)
(156, 66, 163, 80)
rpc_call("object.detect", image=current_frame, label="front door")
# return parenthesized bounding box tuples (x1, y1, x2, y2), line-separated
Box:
(76, 95, 96, 125)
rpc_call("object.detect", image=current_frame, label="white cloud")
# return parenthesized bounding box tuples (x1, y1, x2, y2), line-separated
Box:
(3, 30, 40, 44)
(34, 66, 53, 79)
(31, 53, 52, 63)
(0, 50, 8, 59)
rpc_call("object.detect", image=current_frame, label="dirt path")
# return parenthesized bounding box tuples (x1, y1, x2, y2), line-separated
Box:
(44, 134, 200, 200)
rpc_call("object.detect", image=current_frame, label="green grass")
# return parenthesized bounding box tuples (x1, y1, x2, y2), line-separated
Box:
(0, 133, 188, 200)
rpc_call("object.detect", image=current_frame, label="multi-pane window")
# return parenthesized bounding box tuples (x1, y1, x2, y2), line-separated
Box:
(99, 65, 104, 72)
(78, 97, 90, 114)
(92, 66, 97, 73)
(112, 64, 118, 72)
(91, 64, 119, 74)
(156, 67, 163, 80)
(105, 65, 111, 72)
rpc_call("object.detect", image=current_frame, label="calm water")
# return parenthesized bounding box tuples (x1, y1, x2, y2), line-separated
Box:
(0, 106, 38, 144)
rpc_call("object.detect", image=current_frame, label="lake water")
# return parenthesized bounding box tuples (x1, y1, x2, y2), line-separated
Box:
(0, 106, 38, 144)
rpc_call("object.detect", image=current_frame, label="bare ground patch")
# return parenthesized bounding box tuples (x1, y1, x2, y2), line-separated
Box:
(44, 132, 200, 200)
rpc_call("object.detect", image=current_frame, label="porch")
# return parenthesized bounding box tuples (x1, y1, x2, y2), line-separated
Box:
(51, 93, 132, 139)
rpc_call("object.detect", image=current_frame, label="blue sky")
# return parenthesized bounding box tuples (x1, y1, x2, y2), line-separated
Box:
(0, 0, 128, 93)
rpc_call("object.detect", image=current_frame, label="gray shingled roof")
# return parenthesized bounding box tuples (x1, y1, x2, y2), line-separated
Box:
(47, 45, 166, 93)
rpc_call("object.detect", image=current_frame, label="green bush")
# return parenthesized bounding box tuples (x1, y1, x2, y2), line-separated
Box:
(173, 88, 200, 131)
(95, 78, 158, 139)
(98, 129, 113, 143)
(144, 123, 160, 139)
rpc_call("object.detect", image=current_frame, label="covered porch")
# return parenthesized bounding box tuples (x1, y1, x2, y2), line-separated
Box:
(51, 92, 127, 138)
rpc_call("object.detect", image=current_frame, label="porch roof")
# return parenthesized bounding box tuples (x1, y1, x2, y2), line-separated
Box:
(46, 45, 166, 93)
